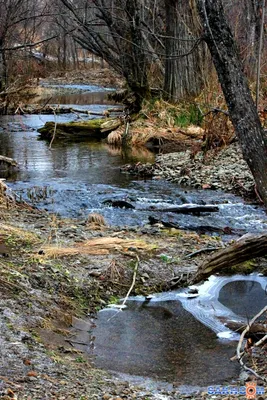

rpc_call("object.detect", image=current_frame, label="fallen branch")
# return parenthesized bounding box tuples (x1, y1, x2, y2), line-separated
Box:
(236, 305, 267, 382)
(121, 254, 139, 308)
(148, 204, 219, 214)
(49, 108, 58, 149)
(0, 84, 32, 96)
(185, 247, 223, 258)
(65, 339, 87, 346)
(107, 255, 140, 320)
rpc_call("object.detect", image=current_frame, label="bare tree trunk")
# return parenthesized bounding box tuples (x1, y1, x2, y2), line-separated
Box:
(0, 48, 5, 91)
(256, 0, 266, 109)
(196, 0, 267, 207)
(164, 0, 207, 102)
(122, 0, 150, 111)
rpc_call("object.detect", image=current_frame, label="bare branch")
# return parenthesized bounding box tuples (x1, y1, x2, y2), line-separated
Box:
(1, 34, 59, 52)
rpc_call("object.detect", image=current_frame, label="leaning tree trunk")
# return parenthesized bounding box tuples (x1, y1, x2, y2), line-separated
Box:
(193, 233, 267, 283)
(196, 0, 267, 207)
(164, 0, 208, 102)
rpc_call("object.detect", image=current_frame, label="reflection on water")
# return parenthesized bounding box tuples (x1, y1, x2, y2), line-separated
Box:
(0, 115, 154, 186)
(89, 301, 239, 386)
(219, 280, 267, 319)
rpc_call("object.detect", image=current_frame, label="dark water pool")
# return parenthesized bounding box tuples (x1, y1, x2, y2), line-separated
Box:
(92, 301, 239, 386)
(71, 275, 266, 391)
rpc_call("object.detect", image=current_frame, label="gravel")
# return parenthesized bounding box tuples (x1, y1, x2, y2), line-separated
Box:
(152, 143, 255, 197)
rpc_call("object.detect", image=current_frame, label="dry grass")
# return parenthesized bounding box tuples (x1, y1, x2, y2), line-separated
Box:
(42, 236, 155, 258)
(107, 129, 123, 145)
(129, 123, 203, 147)
(202, 111, 234, 151)
(86, 213, 107, 227)
(0, 223, 39, 244)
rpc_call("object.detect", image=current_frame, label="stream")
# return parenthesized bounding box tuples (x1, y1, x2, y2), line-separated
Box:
(1, 84, 267, 393)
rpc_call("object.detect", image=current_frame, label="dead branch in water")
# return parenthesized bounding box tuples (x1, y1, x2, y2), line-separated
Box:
(49, 108, 58, 149)
(121, 255, 139, 308)
(236, 305, 267, 383)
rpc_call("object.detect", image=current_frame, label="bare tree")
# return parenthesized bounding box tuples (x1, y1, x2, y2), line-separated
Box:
(58, 0, 150, 111)
(163, 0, 208, 102)
(196, 0, 267, 207)
(224, 0, 264, 78)
(0, 0, 49, 90)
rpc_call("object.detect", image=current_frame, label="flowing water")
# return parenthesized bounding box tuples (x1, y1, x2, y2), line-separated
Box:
(1, 84, 267, 392)
(0, 111, 266, 231)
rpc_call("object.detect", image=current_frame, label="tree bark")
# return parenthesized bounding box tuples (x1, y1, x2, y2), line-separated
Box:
(196, 0, 267, 207)
(193, 233, 267, 283)
(121, 0, 150, 112)
(164, 0, 207, 102)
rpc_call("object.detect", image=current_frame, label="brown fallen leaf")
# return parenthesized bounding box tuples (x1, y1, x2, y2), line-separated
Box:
(27, 370, 37, 377)
(202, 183, 211, 189)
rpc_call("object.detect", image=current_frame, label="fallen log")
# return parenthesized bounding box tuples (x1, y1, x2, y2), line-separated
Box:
(20, 105, 123, 116)
(193, 232, 267, 283)
(147, 216, 240, 235)
(148, 204, 219, 214)
(38, 118, 122, 140)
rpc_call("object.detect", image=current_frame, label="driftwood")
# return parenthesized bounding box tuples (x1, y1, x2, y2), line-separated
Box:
(17, 105, 123, 116)
(0, 155, 17, 169)
(148, 204, 219, 214)
(148, 216, 240, 235)
(193, 232, 267, 283)
(38, 118, 122, 140)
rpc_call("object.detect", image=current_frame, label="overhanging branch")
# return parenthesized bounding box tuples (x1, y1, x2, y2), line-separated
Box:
(1, 34, 59, 52)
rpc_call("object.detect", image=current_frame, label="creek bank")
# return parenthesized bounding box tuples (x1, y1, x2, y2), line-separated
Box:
(121, 143, 256, 199)
(1, 196, 266, 399)
(2, 67, 124, 114)
(39, 68, 124, 90)
(0, 201, 221, 399)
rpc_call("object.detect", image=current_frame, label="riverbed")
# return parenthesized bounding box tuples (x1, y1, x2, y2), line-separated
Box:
(0, 83, 267, 395)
